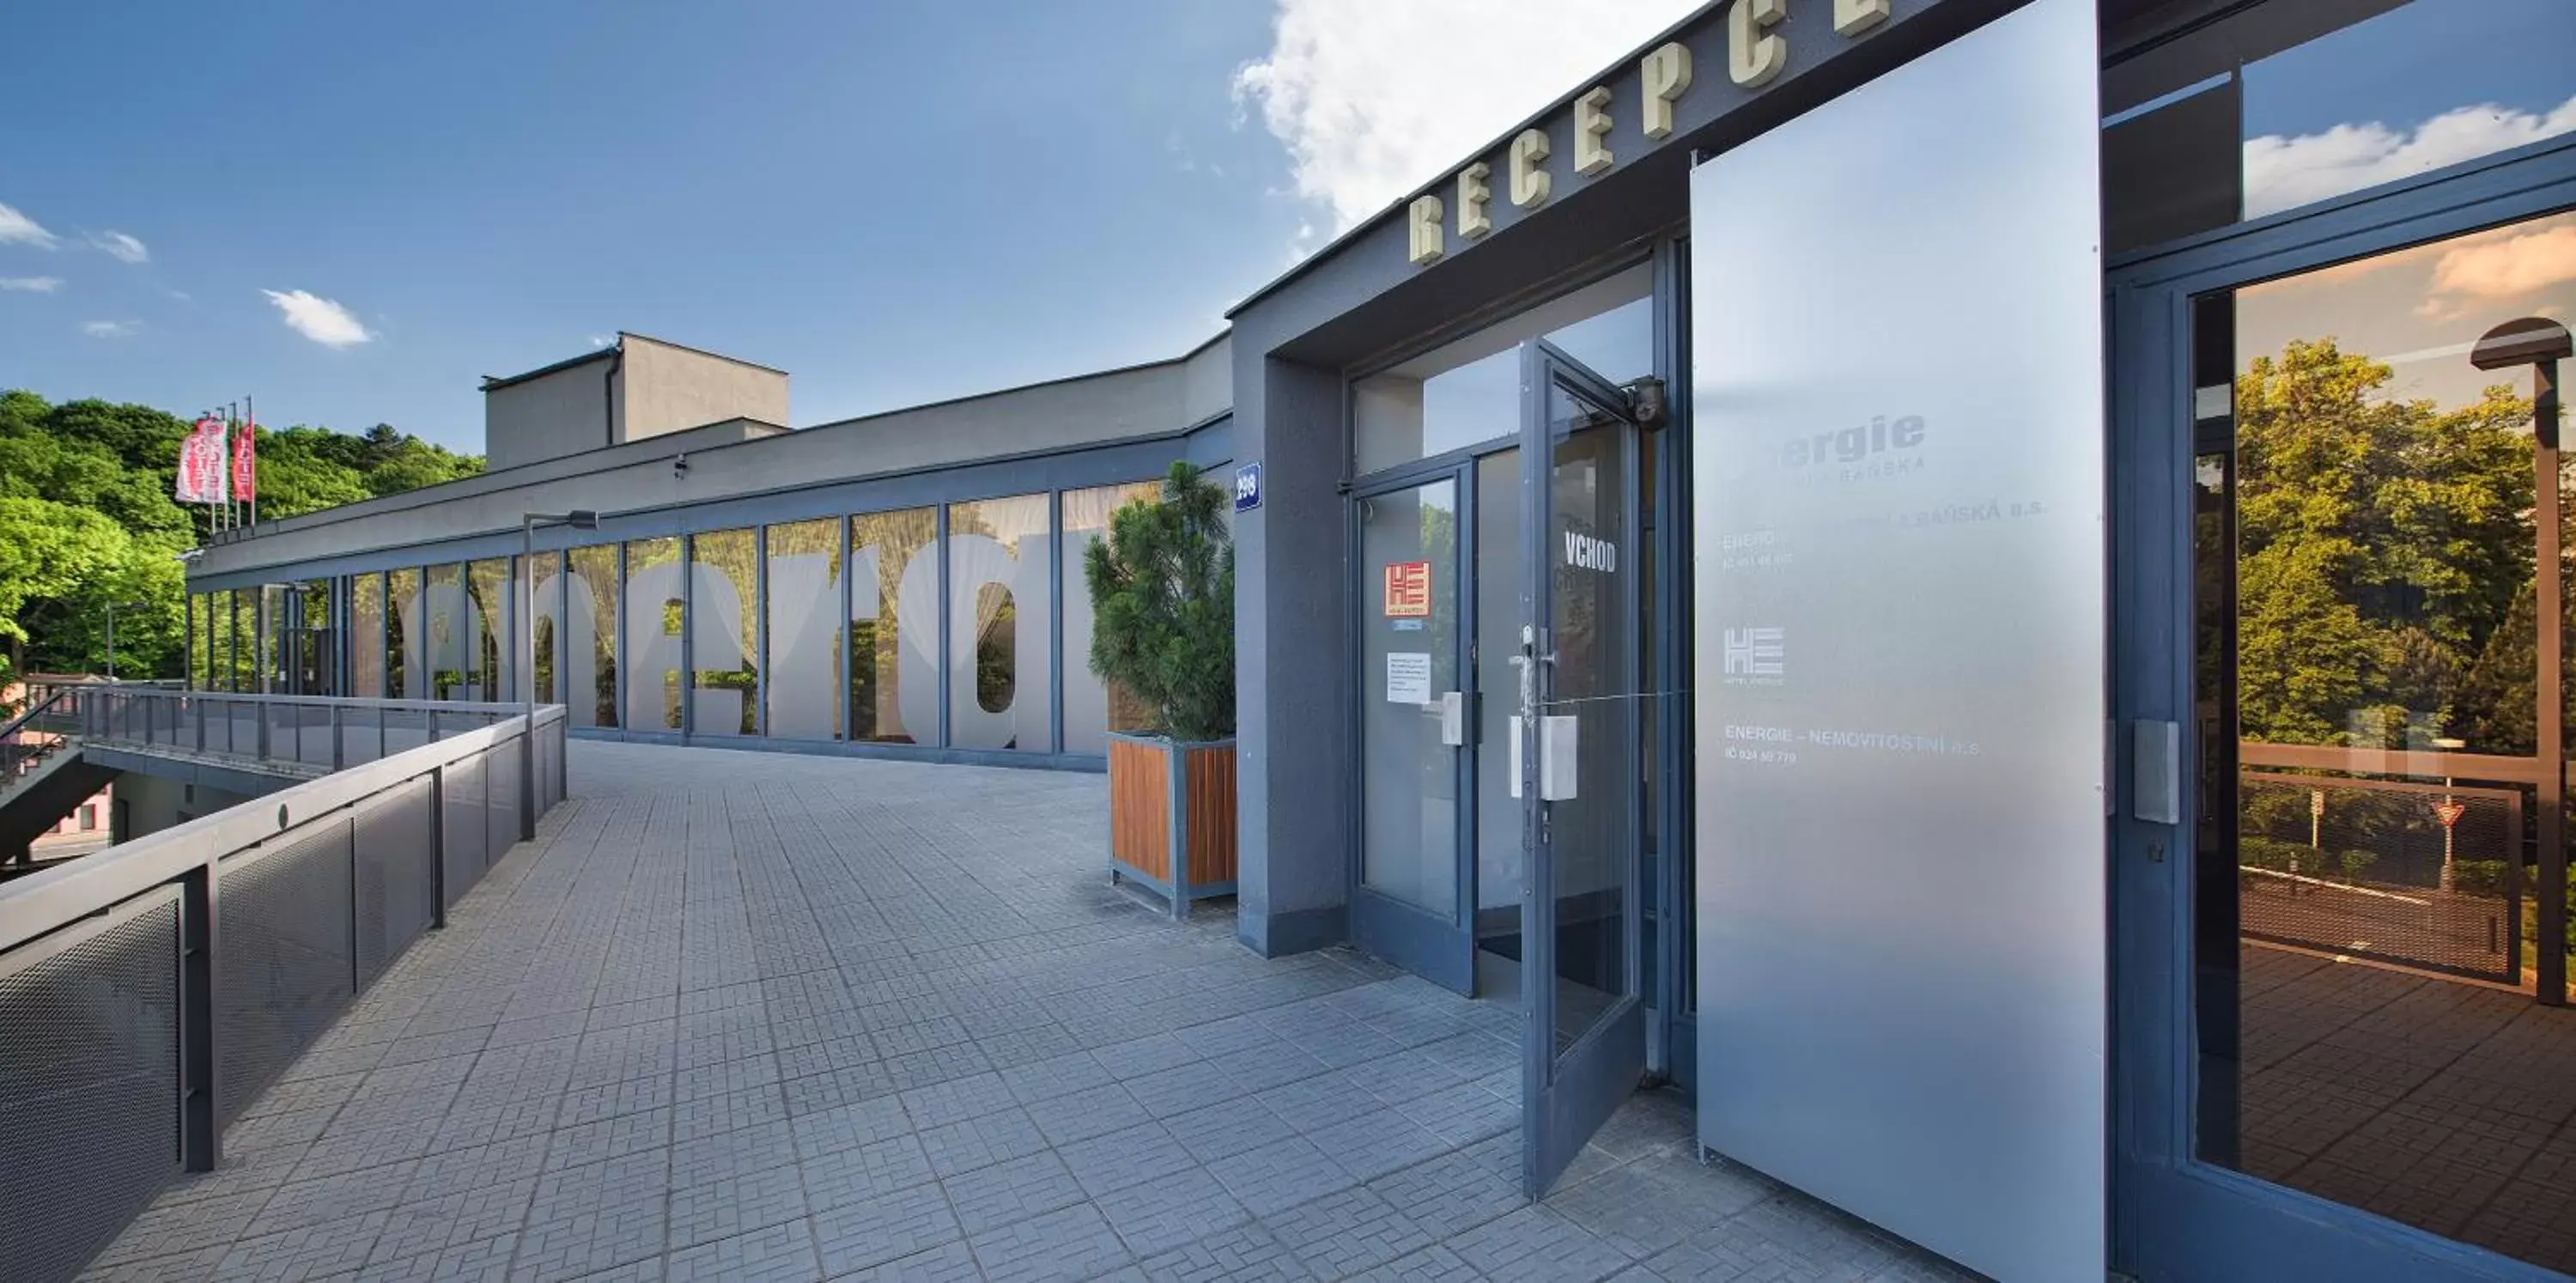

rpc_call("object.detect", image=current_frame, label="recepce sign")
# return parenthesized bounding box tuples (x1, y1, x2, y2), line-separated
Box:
(1405, 0, 1896, 268)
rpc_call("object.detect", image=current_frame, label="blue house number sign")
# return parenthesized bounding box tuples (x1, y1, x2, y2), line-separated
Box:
(1235, 462, 1262, 513)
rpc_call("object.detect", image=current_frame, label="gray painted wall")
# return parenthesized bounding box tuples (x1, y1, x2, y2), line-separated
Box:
(620, 334, 790, 442)
(113, 771, 252, 842)
(486, 355, 618, 472)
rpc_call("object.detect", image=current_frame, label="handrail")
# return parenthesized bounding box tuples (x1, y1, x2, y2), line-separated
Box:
(0, 696, 571, 1281)
(89, 682, 541, 715)
(0, 688, 82, 790)
(0, 709, 551, 954)
(2239, 740, 2548, 786)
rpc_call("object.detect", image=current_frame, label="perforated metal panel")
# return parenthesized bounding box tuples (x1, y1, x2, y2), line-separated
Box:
(216, 818, 355, 1128)
(441, 755, 486, 909)
(486, 744, 521, 863)
(355, 778, 437, 987)
(0, 890, 182, 1283)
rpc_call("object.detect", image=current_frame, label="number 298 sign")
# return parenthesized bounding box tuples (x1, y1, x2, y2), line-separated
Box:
(1383, 561, 1431, 617)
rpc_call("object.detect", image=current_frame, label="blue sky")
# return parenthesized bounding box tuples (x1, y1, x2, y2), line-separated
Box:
(0, 2, 1309, 452)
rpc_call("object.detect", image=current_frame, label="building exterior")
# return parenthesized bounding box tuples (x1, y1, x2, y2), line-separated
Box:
(185, 1, 2576, 1278)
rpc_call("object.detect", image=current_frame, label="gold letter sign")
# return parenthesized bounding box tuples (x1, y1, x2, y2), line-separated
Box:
(1730, 0, 1786, 88)
(1408, 193, 1445, 265)
(1642, 42, 1692, 139)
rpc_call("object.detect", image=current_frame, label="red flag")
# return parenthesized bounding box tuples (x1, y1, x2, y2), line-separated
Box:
(230, 420, 258, 502)
(177, 417, 228, 504)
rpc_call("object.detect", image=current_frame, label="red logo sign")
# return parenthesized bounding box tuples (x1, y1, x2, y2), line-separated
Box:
(2433, 800, 2466, 830)
(230, 420, 258, 502)
(1382, 561, 1431, 617)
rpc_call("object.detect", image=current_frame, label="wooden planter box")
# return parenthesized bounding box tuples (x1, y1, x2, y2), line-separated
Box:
(1107, 733, 1237, 919)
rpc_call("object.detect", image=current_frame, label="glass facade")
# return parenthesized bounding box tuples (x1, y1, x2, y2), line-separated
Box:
(467, 558, 511, 702)
(765, 520, 841, 740)
(625, 538, 683, 731)
(1353, 265, 1652, 475)
(947, 495, 1051, 751)
(230, 589, 258, 691)
(351, 574, 385, 698)
(689, 529, 758, 736)
(422, 564, 471, 699)
(386, 569, 418, 698)
(279, 481, 1224, 758)
(2103, 0, 2576, 254)
(849, 508, 938, 744)
(568, 545, 619, 728)
(1060, 482, 1161, 753)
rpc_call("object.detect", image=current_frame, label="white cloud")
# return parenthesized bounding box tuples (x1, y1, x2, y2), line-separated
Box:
(1232, 0, 1698, 240)
(0, 200, 58, 249)
(86, 230, 149, 264)
(82, 319, 138, 338)
(2245, 94, 2576, 220)
(0, 276, 63, 292)
(2429, 223, 2576, 301)
(262, 288, 374, 348)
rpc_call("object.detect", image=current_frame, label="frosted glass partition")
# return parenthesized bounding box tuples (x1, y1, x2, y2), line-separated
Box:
(467, 558, 512, 703)
(1689, 2, 2105, 1279)
(386, 569, 419, 698)
(349, 575, 385, 698)
(523, 553, 560, 705)
(947, 495, 1051, 752)
(420, 564, 472, 699)
(849, 508, 939, 744)
(765, 520, 842, 740)
(1060, 482, 1160, 753)
(689, 530, 758, 736)
(567, 546, 619, 728)
(624, 538, 683, 731)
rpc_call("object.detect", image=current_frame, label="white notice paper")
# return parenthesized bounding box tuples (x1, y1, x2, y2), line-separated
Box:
(1385, 652, 1431, 705)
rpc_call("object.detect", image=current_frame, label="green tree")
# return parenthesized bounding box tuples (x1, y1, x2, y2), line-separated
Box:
(1083, 461, 1235, 741)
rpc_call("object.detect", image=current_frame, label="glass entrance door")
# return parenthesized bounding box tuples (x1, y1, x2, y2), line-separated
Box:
(2117, 191, 2576, 1280)
(1519, 340, 1647, 1196)
(1352, 471, 1476, 990)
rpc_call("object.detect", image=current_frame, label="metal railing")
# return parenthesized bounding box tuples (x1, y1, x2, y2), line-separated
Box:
(0, 698, 568, 1283)
(67, 685, 528, 776)
(0, 687, 85, 798)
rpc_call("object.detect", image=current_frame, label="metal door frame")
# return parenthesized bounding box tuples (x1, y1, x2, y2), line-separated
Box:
(1519, 337, 1649, 1197)
(2111, 137, 2576, 1283)
(1347, 452, 1485, 994)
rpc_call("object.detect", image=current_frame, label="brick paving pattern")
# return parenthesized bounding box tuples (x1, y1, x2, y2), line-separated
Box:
(2237, 942, 2576, 1272)
(79, 741, 1967, 1281)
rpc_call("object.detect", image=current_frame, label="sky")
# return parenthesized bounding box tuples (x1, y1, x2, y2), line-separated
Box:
(0, 0, 1703, 455)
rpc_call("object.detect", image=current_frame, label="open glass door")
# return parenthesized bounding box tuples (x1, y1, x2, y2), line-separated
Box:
(1518, 339, 1646, 1195)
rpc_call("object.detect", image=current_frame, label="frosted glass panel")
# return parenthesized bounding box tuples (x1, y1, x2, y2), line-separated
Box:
(766, 520, 842, 740)
(947, 496, 1052, 751)
(1061, 481, 1159, 754)
(850, 509, 938, 744)
(523, 553, 559, 705)
(567, 546, 618, 728)
(467, 558, 511, 703)
(387, 569, 421, 699)
(1689, 1, 2105, 1279)
(624, 538, 683, 731)
(690, 530, 757, 736)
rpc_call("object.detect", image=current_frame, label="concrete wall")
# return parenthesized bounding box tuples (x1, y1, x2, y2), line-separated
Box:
(193, 347, 1230, 586)
(620, 335, 789, 443)
(486, 355, 617, 472)
(112, 771, 252, 842)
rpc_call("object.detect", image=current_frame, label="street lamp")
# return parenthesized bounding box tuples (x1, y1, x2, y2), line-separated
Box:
(520, 511, 598, 840)
(104, 600, 149, 680)
(2473, 317, 2573, 1004)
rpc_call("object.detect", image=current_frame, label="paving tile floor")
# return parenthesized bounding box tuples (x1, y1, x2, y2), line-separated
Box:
(80, 741, 1969, 1282)
(2236, 942, 2576, 1272)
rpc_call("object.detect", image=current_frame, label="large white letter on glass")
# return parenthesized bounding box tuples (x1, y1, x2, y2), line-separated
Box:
(1689, 2, 2104, 1280)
